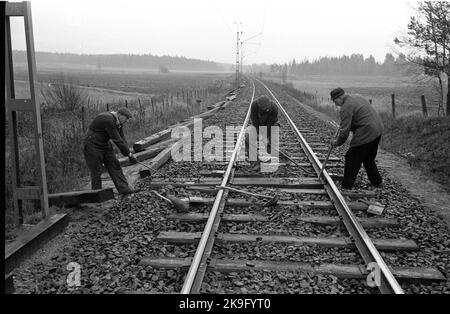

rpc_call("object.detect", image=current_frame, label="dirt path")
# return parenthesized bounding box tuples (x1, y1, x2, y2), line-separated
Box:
(287, 94, 450, 231)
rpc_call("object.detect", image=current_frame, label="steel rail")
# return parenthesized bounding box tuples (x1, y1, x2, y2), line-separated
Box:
(180, 81, 256, 294)
(256, 78, 404, 294)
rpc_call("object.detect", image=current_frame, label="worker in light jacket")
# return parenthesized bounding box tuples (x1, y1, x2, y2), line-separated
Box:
(330, 88, 384, 189)
(83, 108, 139, 195)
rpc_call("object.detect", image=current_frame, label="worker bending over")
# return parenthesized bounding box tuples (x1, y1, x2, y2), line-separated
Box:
(330, 88, 384, 189)
(83, 108, 139, 195)
(246, 95, 279, 170)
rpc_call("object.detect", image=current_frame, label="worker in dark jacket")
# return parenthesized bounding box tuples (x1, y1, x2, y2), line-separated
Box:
(330, 88, 384, 189)
(83, 108, 139, 195)
(246, 95, 279, 170)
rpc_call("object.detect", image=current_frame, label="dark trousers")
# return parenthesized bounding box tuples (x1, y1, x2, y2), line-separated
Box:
(83, 140, 131, 194)
(245, 127, 274, 162)
(341, 135, 382, 189)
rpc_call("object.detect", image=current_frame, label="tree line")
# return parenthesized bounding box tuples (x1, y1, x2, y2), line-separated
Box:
(12, 51, 232, 72)
(268, 53, 406, 76)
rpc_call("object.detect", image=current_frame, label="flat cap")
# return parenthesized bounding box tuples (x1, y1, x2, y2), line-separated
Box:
(118, 107, 132, 119)
(330, 88, 345, 100)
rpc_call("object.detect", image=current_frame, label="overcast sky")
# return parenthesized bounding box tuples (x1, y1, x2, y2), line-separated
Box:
(10, 0, 417, 64)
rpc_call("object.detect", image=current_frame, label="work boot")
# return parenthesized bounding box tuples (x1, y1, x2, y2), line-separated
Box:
(121, 188, 142, 195)
(372, 182, 383, 189)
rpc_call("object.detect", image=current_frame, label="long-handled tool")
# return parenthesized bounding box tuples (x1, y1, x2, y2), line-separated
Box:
(151, 190, 189, 212)
(136, 160, 161, 180)
(215, 185, 279, 207)
(318, 127, 340, 179)
(265, 142, 313, 175)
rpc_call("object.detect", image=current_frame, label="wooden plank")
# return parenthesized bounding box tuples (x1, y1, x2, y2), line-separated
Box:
(179, 197, 367, 211)
(133, 129, 172, 152)
(139, 257, 446, 283)
(120, 138, 177, 167)
(48, 188, 114, 207)
(132, 100, 224, 152)
(199, 170, 343, 180)
(281, 188, 376, 198)
(169, 213, 268, 222)
(292, 156, 341, 162)
(148, 177, 323, 189)
(150, 141, 180, 169)
(299, 216, 399, 228)
(217, 162, 342, 168)
(5, 213, 69, 273)
(157, 232, 418, 251)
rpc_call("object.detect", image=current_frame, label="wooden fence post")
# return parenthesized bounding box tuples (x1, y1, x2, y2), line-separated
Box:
(81, 106, 85, 131)
(125, 100, 128, 108)
(106, 103, 109, 111)
(421, 95, 428, 118)
(369, 99, 372, 105)
(391, 94, 396, 119)
(171, 95, 173, 106)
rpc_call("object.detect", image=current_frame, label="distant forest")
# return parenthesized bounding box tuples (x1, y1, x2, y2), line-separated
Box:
(267, 53, 407, 76)
(12, 51, 233, 72)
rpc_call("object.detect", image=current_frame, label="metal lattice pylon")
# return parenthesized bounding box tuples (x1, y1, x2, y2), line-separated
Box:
(5, 1, 49, 226)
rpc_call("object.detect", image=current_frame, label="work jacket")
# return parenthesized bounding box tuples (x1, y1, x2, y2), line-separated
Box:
(250, 96, 278, 128)
(85, 112, 130, 156)
(337, 94, 384, 147)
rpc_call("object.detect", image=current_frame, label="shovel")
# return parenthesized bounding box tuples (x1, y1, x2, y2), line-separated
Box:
(151, 190, 190, 212)
(215, 185, 279, 207)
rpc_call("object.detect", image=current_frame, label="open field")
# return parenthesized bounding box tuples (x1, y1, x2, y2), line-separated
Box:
(5, 68, 234, 231)
(265, 74, 446, 117)
(13, 63, 234, 95)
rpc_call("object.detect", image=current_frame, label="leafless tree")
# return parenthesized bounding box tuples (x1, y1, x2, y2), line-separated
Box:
(395, 1, 450, 116)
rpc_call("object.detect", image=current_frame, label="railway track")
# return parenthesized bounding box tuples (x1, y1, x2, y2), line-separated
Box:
(136, 78, 446, 294)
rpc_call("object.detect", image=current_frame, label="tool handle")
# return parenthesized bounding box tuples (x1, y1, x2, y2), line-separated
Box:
(266, 142, 313, 174)
(215, 185, 272, 199)
(137, 160, 156, 171)
(152, 190, 173, 204)
(318, 127, 340, 178)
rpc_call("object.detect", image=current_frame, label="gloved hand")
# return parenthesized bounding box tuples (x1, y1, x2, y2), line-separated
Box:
(128, 153, 138, 164)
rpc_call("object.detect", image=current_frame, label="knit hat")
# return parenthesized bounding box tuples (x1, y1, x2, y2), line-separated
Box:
(330, 88, 345, 101)
(118, 108, 132, 119)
